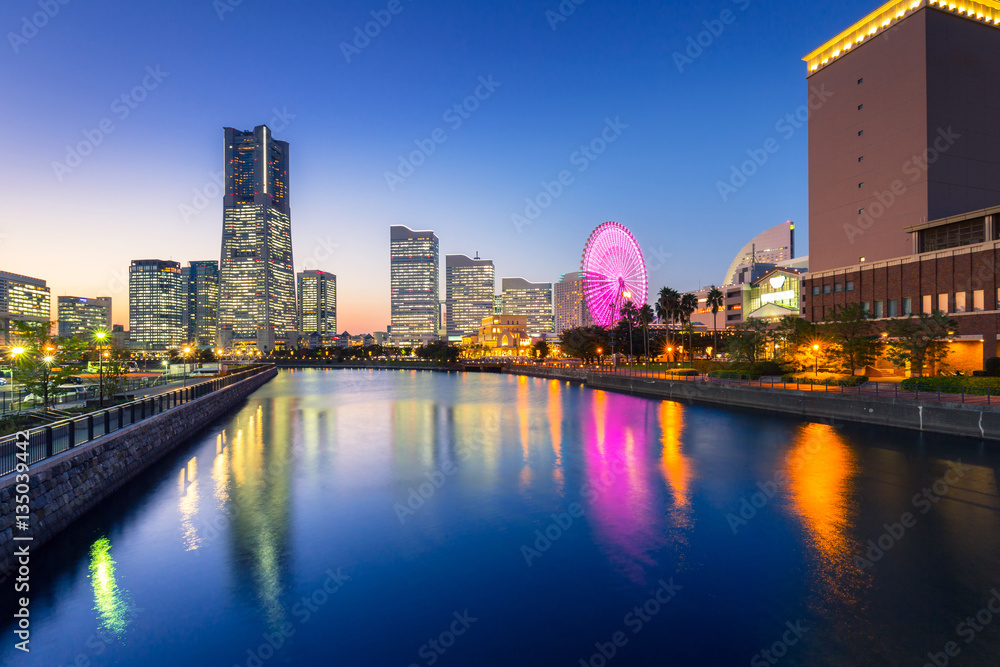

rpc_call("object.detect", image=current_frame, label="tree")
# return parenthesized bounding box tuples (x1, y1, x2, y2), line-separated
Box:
(656, 287, 680, 352)
(724, 318, 770, 363)
(706, 286, 724, 355)
(774, 316, 816, 368)
(679, 293, 698, 363)
(11, 321, 86, 410)
(532, 340, 550, 361)
(620, 300, 640, 361)
(638, 304, 654, 369)
(560, 326, 608, 363)
(822, 303, 883, 375)
(885, 312, 958, 377)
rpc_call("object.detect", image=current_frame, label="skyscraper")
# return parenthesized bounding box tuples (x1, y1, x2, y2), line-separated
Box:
(218, 125, 295, 352)
(57, 296, 112, 338)
(183, 261, 219, 348)
(445, 254, 495, 340)
(0, 271, 50, 344)
(553, 272, 592, 335)
(297, 270, 337, 346)
(501, 278, 554, 337)
(390, 226, 439, 346)
(129, 260, 184, 351)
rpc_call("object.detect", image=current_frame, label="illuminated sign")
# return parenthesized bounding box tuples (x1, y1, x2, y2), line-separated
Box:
(761, 290, 796, 305)
(769, 275, 786, 290)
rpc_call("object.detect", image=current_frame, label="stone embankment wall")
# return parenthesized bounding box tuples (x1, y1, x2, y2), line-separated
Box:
(0, 368, 277, 574)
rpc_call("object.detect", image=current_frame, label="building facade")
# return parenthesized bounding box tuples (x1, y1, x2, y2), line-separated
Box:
(218, 125, 296, 352)
(803, 1, 1000, 368)
(129, 260, 184, 351)
(722, 221, 796, 286)
(297, 270, 337, 346)
(462, 315, 532, 357)
(390, 226, 440, 346)
(57, 296, 112, 338)
(0, 271, 51, 345)
(554, 271, 593, 335)
(445, 254, 495, 341)
(501, 278, 554, 337)
(183, 261, 219, 348)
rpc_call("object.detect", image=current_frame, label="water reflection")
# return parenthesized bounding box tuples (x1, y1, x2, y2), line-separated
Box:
(548, 380, 565, 492)
(178, 456, 202, 551)
(660, 401, 694, 531)
(89, 537, 133, 639)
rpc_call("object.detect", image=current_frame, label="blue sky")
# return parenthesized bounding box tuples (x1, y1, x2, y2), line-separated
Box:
(0, 0, 880, 333)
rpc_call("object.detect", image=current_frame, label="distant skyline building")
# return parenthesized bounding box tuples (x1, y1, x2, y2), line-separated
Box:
(218, 125, 295, 352)
(57, 296, 112, 338)
(446, 253, 495, 340)
(553, 271, 592, 335)
(0, 271, 51, 345)
(722, 221, 795, 286)
(183, 261, 219, 348)
(501, 277, 554, 337)
(297, 270, 337, 346)
(390, 226, 440, 346)
(129, 259, 184, 351)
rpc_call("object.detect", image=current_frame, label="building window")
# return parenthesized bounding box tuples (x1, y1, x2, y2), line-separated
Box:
(846, 281, 855, 291)
(955, 292, 966, 313)
(922, 295, 932, 314)
(859, 209, 865, 215)
(859, 182, 864, 188)
(873, 301, 884, 318)
(812, 286, 820, 295)
(903, 298, 913, 315)
(919, 217, 986, 252)
(858, 156, 864, 162)
(823, 284, 832, 294)
(858, 104, 864, 110)
(888, 299, 898, 317)
(858, 130, 864, 136)
(974, 290, 984, 312)
(834, 283, 844, 293)
(858, 78, 864, 84)
(938, 293, 949, 313)
(861, 301, 870, 315)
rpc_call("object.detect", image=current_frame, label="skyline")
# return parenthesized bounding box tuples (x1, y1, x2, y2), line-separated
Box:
(2, 0, 892, 333)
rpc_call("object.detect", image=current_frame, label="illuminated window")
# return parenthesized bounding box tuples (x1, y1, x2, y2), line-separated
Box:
(922, 295, 932, 314)
(974, 290, 984, 311)
(938, 293, 949, 313)
(955, 292, 966, 313)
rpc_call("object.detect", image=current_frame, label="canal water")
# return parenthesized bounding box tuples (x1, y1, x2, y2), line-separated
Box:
(2, 369, 1000, 666)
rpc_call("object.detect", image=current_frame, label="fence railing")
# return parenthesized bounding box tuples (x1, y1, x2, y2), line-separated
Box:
(0, 364, 273, 478)
(590, 366, 999, 406)
(0, 374, 174, 416)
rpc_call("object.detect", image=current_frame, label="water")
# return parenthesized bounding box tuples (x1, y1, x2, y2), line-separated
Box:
(2, 369, 1000, 666)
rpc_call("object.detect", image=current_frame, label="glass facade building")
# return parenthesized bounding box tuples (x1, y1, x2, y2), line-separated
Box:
(219, 125, 296, 352)
(0, 271, 51, 345)
(129, 260, 184, 351)
(297, 270, 337, 346)
(445, 254, 495, 340)
(501, 278, 554, 337)
(183, 261, 219, 348)
(57, 296, 112, 338)
(390, 226, 439, 346)
(553, 271, 592, 335)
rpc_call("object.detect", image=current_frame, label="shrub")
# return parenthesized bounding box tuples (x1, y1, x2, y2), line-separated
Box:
(666, 369, 699, 377)
(985, 357, 1000, 376)
(746, 361, 782, 377)
(900, 376, 1000, 395)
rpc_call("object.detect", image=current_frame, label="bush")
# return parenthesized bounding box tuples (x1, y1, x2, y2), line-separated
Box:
(666, 369, 699, 377)
(746, 361, 782, 377)
(985, 357, 1000, 376)
(900, 376, 1000, 395)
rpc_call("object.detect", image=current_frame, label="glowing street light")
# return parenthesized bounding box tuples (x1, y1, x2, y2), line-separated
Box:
(94, 331, 108, 407)
(812, 343, 820, 376)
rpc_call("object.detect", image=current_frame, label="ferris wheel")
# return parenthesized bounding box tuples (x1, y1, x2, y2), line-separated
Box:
(581, 222, 649, 328)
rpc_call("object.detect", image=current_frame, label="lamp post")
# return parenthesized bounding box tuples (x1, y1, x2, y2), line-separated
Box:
(10, 346, 24, 413)
(183, 347, 192, 386)
(95, 331, 107, 407)
(812, 344, 820, 377)
(596, 347, 603, 367)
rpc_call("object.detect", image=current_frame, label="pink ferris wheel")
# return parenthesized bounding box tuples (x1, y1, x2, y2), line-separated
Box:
(581, 221, 648, 328)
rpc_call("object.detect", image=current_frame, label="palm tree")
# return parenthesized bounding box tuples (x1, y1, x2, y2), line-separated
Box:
(680, 293, 698, 364)
(639, 304, 654, 370)
(620, 300, 639, 363)
(706, 286, 724, 356)
(656, 287, 680, 361)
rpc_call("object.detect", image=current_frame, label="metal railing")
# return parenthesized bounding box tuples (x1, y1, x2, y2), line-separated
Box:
(0, 364, 273, 478)
(0, 375, 172, 415)
(590, 366, 999, 407)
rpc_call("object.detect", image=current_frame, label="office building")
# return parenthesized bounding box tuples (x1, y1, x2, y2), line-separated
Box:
(462, 314, 532, 357)
(57, 296, 112, 338)
(803, 0, 1000, 369)
(722, 222, 796, 286)
(390, 226, 439, 346)
(553, 272, 593, 334)
(129, 260, 184, 351)
(0, 271, 50, 345)
(218, 125, 296, 352)
(446, 254, 495, 340)
(297, 270, 337, 346)
(501, 278, 553, 337)
(183, 261, 219, 348)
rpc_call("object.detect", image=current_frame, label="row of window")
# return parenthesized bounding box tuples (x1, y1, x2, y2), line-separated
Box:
(818, 289, 999, 320)
(813, 281, 855, 295)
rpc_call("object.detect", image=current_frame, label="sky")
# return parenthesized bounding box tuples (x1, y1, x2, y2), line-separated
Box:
(0, 0, 883, 334)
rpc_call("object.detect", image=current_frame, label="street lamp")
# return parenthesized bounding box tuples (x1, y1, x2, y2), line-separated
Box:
(812, 344, 820, 377)
(95, 331, 107, 407)
(10, 346, 24, 412)
(183, 347, 192, 386)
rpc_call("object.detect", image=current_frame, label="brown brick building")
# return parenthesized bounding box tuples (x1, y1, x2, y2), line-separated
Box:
(803, 0, 1000, 368)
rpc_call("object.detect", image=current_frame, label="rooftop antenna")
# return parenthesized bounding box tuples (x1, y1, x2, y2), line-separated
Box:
(474, 251, 480, 260)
